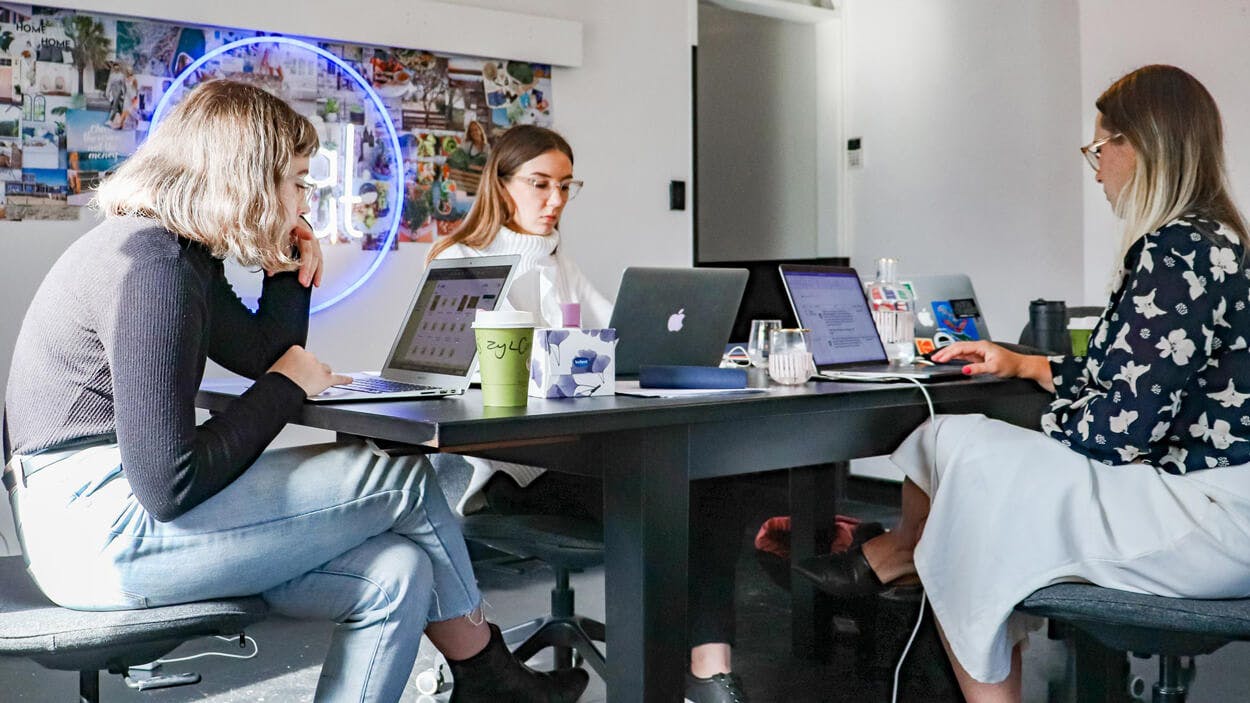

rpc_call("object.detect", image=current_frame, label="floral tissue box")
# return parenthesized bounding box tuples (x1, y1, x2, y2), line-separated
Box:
(528, 328, 618, 398)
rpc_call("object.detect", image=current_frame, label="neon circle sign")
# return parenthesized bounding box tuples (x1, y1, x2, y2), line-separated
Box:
(151, 36, 403, 313)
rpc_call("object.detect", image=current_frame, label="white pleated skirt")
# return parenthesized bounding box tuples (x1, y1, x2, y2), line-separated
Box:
(892, 414, 1250, 683)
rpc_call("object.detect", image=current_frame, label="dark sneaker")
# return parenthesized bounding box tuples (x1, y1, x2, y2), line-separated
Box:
(685, 671, 749, 703)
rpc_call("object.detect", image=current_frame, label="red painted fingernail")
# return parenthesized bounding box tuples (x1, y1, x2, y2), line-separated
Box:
(962, 366, 972, 375)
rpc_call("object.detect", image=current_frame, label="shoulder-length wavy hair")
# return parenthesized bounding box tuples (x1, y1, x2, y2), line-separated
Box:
(1098, 64, 1248, 255)
(426, 124, 573, 262)
(94, 80, 319, 272)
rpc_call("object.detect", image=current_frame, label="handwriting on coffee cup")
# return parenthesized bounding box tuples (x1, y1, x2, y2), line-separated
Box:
(480, 336, 532, 360)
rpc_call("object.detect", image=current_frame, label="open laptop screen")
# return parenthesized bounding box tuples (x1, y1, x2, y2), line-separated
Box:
(780, 266, 888, 367)
(388, 264, 512, 376)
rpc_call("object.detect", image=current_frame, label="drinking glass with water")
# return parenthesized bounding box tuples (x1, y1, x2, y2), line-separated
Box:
(747, 319, 782, 368)
(768, 328, 815, 385)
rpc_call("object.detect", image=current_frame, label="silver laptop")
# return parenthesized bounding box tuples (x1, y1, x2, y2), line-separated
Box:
(609, 267, 748, 376)
(779, 264, 963, 381)
(907, 273, 992, 353)
(310, 255, 519, 402)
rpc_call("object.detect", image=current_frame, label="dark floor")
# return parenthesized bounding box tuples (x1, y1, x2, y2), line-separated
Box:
(2, 476, 1247, 702)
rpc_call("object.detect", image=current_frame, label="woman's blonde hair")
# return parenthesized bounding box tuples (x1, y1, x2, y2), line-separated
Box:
(427, 124, 573, 262)
(1098, 64, 1248, 256)
(94, 80, 319, 272)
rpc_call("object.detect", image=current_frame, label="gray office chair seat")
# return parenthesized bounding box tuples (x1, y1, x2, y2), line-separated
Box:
(1019, 583, 1250, 654)
(462, 514, 604, 571)
(462, 514, 606, 678)
(1017, 583, 1250, 702)
(0, 555, 268, 701)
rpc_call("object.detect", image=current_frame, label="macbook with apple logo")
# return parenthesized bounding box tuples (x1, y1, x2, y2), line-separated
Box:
(609, 267, 749, 376)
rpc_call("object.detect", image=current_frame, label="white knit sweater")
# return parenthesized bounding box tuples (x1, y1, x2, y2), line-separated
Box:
(437, 227, 612, 329)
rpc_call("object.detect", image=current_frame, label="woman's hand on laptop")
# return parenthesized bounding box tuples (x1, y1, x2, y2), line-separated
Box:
(269, 345, 353, 397)
(932, 341, 1055, 392)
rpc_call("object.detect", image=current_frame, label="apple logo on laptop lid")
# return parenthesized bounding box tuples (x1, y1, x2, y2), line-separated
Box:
(667, 308, 685, 332)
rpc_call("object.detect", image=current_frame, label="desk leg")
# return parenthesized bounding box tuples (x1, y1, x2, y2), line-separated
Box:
(600, 426, 690, 703)
(790, 461, 844, 660)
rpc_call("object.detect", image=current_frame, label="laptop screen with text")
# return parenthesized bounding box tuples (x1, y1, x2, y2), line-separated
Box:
(781, 268, 889, 367)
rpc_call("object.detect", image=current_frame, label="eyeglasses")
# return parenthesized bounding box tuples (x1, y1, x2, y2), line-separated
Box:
(510, 175, 584, 201)
(1080, 133, 1123, 171)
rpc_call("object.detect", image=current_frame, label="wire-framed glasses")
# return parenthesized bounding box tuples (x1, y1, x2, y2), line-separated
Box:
(511, 175, 584, 200)
(1080, 133, 1123, 171)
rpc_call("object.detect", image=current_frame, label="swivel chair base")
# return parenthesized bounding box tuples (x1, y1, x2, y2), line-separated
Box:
(504, 613, 606, 677)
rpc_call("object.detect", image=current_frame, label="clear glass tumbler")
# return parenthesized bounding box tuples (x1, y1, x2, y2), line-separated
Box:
(768, 328, 815, 385)
(747, 319, 782, 368)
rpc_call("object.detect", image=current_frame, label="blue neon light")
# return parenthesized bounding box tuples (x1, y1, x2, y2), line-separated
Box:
(151, 35, 404, 314)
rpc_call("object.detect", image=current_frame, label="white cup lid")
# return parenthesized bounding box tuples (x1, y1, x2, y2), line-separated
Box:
(472, 309, 535, 329)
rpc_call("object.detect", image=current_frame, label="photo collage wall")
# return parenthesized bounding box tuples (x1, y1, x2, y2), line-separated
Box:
(0, 3, 555, 249)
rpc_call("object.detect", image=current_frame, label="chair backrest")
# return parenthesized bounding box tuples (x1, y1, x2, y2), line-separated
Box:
(1017, 305, 1104, 347)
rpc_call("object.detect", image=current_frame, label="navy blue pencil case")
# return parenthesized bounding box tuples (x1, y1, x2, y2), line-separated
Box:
(637, 365, 748, 389)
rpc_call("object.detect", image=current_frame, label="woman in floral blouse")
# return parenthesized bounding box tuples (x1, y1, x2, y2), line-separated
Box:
(793, 64, 1250, 701)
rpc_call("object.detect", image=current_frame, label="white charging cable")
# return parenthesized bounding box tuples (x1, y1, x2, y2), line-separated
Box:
(154, 634, 260, 664)
(890, 376, 937, 703)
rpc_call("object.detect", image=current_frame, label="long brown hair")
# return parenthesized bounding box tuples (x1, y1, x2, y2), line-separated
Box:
(95, 80, 318, 272)
(1097, 64, 1248, 254)
(427, 125, 573, 262)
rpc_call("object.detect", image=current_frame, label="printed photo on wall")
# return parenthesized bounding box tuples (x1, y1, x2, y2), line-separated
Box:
(482, 60, 552, 137)
(447, 57, 488, 130)
(0, 137, 22, 171)
(0, 102, 18, 137)
(65, 107, 135, 203)
(6, 166, 74, 220)
(388, 50, 449, 131)
(445, 120, 487, 194)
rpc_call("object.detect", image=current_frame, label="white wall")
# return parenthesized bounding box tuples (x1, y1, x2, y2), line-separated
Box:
(1078, 0, 1250, 303)
(839, 0, 1083, 482)
(842, 0, 1084, 340)
(0, 0, 695, 396)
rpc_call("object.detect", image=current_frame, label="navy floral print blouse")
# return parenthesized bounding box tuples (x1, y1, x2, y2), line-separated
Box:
(1042, 215, 1250, 473)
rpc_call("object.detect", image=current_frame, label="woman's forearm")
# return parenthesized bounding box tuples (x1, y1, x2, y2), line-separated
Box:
(1022, 354, 1056, 393)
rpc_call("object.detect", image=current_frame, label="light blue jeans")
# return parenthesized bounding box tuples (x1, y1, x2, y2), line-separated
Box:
(8, 440, 481, 703)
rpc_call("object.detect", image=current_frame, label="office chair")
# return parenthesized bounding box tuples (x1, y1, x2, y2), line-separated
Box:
(0, 557, 268, 702)
(1016, 305, 1105, 351)
(1018, 584, 1250, 702)
(461, 514, 606, 678)
(1, 414, 268, 701)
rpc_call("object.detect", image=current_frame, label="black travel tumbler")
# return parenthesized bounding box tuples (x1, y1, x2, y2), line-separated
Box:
(1028, 299, 1068, 354)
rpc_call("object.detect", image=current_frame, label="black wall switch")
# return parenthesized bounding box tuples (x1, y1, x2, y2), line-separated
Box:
(669, 180, 686, 211)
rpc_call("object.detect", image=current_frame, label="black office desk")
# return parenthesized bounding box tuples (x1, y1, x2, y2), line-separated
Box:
(198, 376, 1050, 702)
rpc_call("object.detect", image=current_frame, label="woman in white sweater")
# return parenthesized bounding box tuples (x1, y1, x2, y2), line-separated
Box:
(427, 125, 610, 514)
(426, 125, 756, 702)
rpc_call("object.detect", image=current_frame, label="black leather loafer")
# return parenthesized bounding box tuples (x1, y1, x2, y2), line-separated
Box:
(792, 545, 884, 599)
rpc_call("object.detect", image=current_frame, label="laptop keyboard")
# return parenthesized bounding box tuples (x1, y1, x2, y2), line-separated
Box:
(336, 377, 442, 394)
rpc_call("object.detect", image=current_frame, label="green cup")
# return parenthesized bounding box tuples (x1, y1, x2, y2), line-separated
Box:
(1068, 316, 1098, 357)
(473, 310, 535, 407)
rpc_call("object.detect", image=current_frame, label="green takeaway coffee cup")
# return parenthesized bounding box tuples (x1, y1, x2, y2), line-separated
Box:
(1068, 316, 1099, 357)
(472, 309, 535, 407)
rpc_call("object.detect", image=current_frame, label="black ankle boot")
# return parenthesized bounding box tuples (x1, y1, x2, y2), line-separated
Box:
(447, 623, 589, 703)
